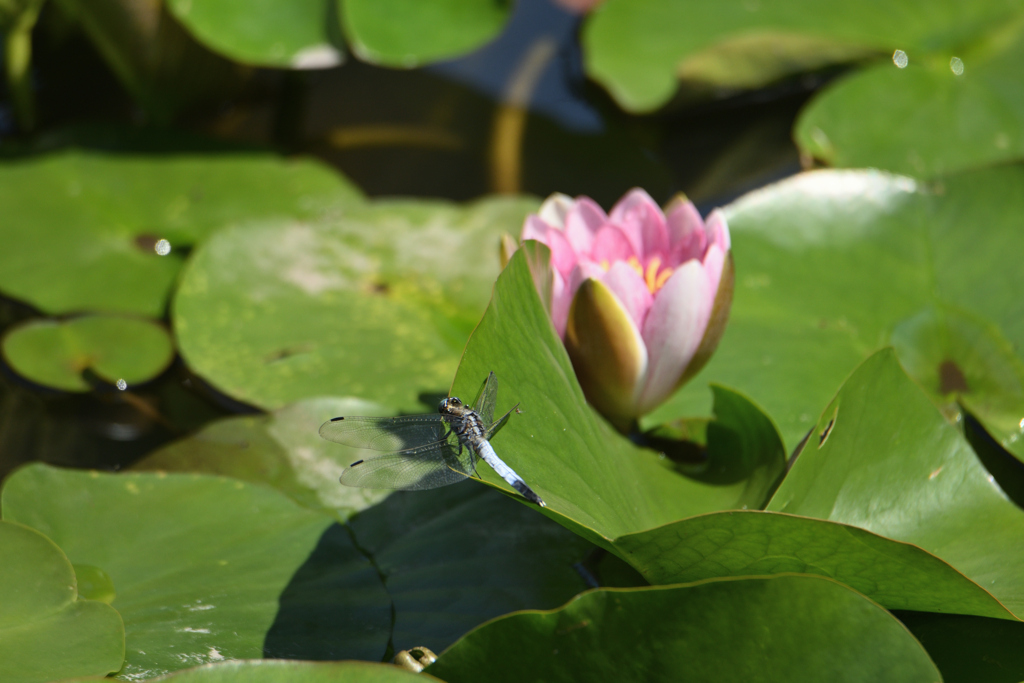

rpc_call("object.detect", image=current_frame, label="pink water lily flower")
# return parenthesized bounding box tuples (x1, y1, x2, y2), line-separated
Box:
(520, 188, 733, 427)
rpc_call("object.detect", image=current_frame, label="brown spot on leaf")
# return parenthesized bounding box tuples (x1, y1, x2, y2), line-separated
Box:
(134, 234, 160, 251)
(938, 359, 969, 394)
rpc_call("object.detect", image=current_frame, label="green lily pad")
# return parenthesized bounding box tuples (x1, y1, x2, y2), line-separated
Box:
(427, 575, 942, 682)
(896, 611, 1024, 683)
(581, 0, 1018, 113)
(173, 195, 539, 413)
(614, 510, 1015, 619)
(139, 405, 598, 654)
(165, 0, 344, 69)
(0, 520, 124, 683)
(67, 660, 441, 682)
(650, 166, 1024, 459)
(447, 244, 786, 545)
(1, 465, 391, 679)
(2, 315, 174, 391)
(795, 30, 1024, 178)
(341, 0, 510, 67)
(767, 348, 1024, 618)
(0, 148, 362, 316)
(135, 397, 394, 518)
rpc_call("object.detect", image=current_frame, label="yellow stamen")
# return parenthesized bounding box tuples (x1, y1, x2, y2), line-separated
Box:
(627, 256, 643, 277)
(600, 259, 610, 271)
(654, 267, 673, 290)
(644, 257, 662, 292)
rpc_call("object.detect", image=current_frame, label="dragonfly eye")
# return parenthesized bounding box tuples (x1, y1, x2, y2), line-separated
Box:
(438, 397, 462, 412)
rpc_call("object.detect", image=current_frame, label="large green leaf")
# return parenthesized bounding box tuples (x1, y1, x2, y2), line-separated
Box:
(0, 520, 124, 683)
(795, 30, 1024, 178)
(650, 166, 1024, 458)
(135, 397, 394, 519)
(427, 575, 942, 682)
(449, 244, 786, 545)
(137, 406, 599, 656)
(2, 315, 174, 391)
(173, 196, 538, 412)
(66, 660, 440, 682)
(341, 0, 510, 67)
(1, 465, 391, 679)
(614, 510, 1015, 619)
(767, 348, 1024, 617)
(582, 0, 1018, 113)
(165, 0, 343, 69)
(0, 148, 361, 316)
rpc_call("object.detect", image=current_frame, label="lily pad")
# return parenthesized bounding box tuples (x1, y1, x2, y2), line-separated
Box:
(795, 30, 1024, 178)
(173, 195, 539, 413)
(135, 397, 395, 518)
(447, 244, 787, 545)
(67, 660, 441, 682)
(1, 465, 391, 679)
(2, 315, 174, 392)
(341, 0, 510, 67)
(649, 166, 1024, 458)
(767, 348, 1024, 617)
(0, 148, 362, 316)
(581, 0, 1018, 113)
(0, 520, 124, 683)
(165, 0, 343, 69)
(427, 575, 942, 682)
(614, 510, 1015, 619)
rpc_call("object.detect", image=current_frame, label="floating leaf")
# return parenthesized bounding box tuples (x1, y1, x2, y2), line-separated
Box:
(581, 0, 1015, 113)
(135, 397, 395, 518)
(767, 349, 1024, 617)
(2, 315, 174, 391)
(341, 0, 510, 67)
(0, 520, 124, 683)
(650, 166, 1024, 458)
(614, 510, 1015, 619)
(173, 196, 539, 412)
(1, 465, 390, 679)
(795, 32, 1024, 178)
(165, 0, 344, 69)
(427, 575, 942, 682)
(65, 660, 441, 682)
(0, 148, 361, 316)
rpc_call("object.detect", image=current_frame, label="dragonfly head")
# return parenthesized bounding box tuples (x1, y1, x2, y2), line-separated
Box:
(438, 396, 463, 414)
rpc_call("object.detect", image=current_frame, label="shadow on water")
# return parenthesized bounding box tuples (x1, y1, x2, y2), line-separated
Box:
(263, 523, 393, 662)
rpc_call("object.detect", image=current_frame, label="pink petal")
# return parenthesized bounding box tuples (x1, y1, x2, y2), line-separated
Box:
(564, 196, 608, 255)
(702, 243, 726, 304)
(637, 261, 712, 413)
(599, 261, 654, 331)
(664, 195, 707, 265)
(523, 215, 577, 280)
(609, 188, 669, 261)
(705, 209, 731, 252)
(538, 193, 575, 229)
(550, 269, 572, 338)
(590, 225, 635, 265)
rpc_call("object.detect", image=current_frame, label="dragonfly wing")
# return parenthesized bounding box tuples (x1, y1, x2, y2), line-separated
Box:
(340, 440, 474, 491)
(473, 371, 498, 426)
(484, 403, 518, 440)
(319, 415, 449, 452)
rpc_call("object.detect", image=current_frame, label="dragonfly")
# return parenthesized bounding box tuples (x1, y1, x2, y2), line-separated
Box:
(319, 372, 545, 507)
